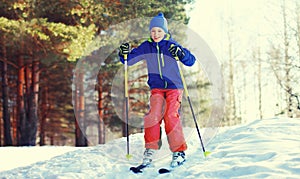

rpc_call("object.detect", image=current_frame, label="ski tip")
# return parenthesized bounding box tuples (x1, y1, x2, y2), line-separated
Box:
(158, 168, 171, 174)
(130, 167, 143, 174)
(126, 154, 133, 160)
(130, 164, 147, 174)
(204, 151, 211, 157)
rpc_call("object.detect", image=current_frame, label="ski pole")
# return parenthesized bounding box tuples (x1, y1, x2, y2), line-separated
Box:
(124, 54, 132, 159)
(171, 44, 211, 157)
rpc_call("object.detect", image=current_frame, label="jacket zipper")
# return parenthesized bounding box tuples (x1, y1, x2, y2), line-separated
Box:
(156, 43, 167, 88)
(156, 43, 163, 79)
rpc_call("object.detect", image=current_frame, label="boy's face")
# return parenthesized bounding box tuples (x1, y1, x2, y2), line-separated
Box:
(150, 27, 166, 42)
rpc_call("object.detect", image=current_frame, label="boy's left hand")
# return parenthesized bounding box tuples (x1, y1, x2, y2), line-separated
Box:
(168, 44, 185, 60)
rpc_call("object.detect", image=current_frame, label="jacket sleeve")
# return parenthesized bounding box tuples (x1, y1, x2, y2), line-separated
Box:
(180, 47, 196, 67)
(119, 43, 146, 66)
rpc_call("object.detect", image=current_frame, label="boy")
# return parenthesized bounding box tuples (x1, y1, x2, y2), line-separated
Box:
(119, 12, 196, 168)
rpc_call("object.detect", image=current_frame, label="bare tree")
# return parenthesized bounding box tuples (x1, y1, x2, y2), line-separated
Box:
(252, 46, 263, 119)
(1, 36, 13, 146)
(222, 17, 241, 126)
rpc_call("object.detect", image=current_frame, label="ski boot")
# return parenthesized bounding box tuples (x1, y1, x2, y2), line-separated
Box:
(130, 148, 156, 173)
(142, 148, 156, 166)
(170, 151, 186, 168)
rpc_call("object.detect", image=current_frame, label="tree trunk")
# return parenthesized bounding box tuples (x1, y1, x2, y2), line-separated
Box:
(19, 64, 33, 145)
(19, 57, 39, 146)
(12, 96, 17, 145)
(75, 71, 87, 146)
(256, 47, 263, 119)
(296, 1, 300, 64)
(39, 84, 48, 146)
(294, 1, 300, 112)
(0, 110, 1, 146)
(226, 32, 237, 125)
(17, 51, 26, 146)
(30, 58, 39, 145)
(97, 74, 105, 144)
(282, 0, 293, 117)
(1, 40, 13, 145)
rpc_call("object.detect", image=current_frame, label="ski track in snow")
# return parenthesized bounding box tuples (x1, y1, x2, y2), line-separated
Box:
(0, 117, 300, 178)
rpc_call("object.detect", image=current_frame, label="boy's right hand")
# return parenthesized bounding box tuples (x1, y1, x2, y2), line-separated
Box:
(119, 43, 130, 56)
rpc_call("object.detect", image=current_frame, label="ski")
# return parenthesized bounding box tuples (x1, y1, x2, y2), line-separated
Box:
(129, 164, 148, 174)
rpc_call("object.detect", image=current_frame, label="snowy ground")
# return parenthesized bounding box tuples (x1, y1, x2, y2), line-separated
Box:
(1, 117, 300, 178)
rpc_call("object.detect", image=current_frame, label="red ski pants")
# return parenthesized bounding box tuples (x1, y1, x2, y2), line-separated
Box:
(144, 88, 187, 152)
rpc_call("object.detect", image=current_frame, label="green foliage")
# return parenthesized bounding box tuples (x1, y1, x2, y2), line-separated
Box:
(1, 0, 195, 61)
(0, 17, 20, 33)
(0, 17, 96, 61)
(46, 22, 96, 61)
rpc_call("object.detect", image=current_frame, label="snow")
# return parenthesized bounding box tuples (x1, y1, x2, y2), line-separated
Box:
(0, 146, 78, 173)
(1, 117, 300, 178)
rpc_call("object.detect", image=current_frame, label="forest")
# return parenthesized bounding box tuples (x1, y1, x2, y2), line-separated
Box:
(0, 0, 299, 147)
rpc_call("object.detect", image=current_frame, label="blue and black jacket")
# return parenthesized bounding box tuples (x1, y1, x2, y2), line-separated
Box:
(119, 34, 196, 89)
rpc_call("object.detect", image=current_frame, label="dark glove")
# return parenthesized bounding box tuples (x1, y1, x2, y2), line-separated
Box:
(119, 43, 130, 56)
(168, 44, 185, 61)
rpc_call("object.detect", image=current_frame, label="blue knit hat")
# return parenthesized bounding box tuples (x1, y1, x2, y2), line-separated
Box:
(149, 12, 168, 33)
